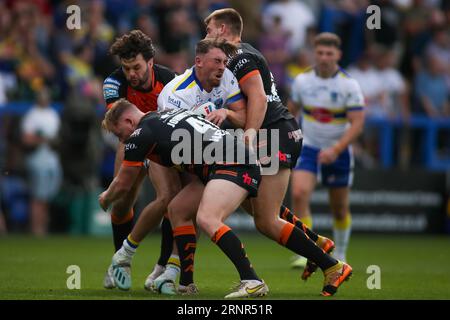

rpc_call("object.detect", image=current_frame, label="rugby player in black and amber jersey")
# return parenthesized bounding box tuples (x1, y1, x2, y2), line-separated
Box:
(100, 99, 268, 298)
(204, 9, 352, 296)
(102, 30, 178, 291)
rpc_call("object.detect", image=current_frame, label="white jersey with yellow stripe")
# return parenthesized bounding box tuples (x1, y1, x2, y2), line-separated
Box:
(291, 67, 365, 149)
(157, 67, 243, 112)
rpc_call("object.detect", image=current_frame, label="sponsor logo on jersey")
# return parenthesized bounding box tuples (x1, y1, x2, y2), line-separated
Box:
(104, 88, 119, 99)
(168, 96, 181, 108)
(288, 129, 303, 142)
(104, 77, 121, 86)
(130, 128, 142, 138)
(232, 58, 249, 74)
(242, 172, 252, 185)
(124, 143, 138, 151)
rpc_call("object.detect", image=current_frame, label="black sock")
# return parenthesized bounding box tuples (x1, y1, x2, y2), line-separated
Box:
(157, 216, 173, 266)
(173, 225, 196, 286)
(280, 223, 336, 270)
(112, 219, 134, 252)
(213, 225, 260, 281)
(279, 205, 319, 242)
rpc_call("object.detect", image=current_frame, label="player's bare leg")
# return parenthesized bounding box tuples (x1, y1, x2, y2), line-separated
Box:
(329, 187, 351, 262)
(251, 168, 349, 295)
(104, 143, 146, 289)
(111, 163, 181, 290)
(194, 179, 267, 298)
(151, 177, 204, 295)
(289, 170, 316, 268)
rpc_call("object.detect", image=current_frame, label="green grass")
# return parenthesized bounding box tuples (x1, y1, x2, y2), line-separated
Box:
(0, 233, 449, 300)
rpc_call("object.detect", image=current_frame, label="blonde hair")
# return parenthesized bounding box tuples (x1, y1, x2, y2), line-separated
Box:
(102, 98, 134, 131)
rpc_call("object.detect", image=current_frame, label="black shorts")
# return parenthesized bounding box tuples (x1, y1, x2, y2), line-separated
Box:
(210, 164, 261, 198)
(257, 118, 303, 170)
(184, 164, 261, 198)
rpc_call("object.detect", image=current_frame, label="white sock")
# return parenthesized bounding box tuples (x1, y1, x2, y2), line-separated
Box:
(164, 264, 180, 282)
(333, 214, 352, 262)
(121, 238, 137, 258)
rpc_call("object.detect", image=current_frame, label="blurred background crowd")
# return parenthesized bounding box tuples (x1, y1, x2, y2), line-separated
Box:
(0, 0, 449, 236)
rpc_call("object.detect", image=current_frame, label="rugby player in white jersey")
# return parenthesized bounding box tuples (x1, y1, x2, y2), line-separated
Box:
(289, 33, 365, 273)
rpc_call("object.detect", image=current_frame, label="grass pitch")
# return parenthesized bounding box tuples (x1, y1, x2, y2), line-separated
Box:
(0, 233, 449, 300)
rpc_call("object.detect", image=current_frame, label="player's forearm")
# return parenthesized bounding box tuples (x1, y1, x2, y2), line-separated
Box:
(244, 94, 267, 132)
(226, 109, 246, 128)
(104, 177, 130, 204)
(333, 118, 364, 154)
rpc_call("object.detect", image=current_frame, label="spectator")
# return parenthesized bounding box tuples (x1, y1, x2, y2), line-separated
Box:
(319, 0, 368, 66)
(58, 93, 101, 234)
(21, 88, 62, 236)
(347, 51, 385, 166)
(263, 0, 316, 54)
(414, 54, 450, 117)
(284, 48, 314, 97)
(0, 72, 15, 105)
(64, 43, 103, 103)
(375, 47, 411, 120)
(347, 50, 387, 117)
(374, 47, 412, 169)
(259, 15, 290, 99)
(8, 1, 55, 100)
(425, 26, 450, 90)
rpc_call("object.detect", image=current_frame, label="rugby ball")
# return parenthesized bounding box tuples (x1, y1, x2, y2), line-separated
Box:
(191, 101, 218, 117)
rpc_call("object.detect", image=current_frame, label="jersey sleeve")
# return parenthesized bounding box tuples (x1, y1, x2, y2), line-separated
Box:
(157, 86, 192, 111)
(228, 53, 261, 85)
(225, 71, 244, 105)
(290, 74, 304, 105)
(122, 125, 156, 167)
(345, 78, 365, 111)
(155, 64, 177, 85)
(103, 70, 126, 109)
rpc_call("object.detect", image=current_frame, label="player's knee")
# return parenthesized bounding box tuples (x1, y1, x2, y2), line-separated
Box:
(111, 202, 133, 217)
(291, 186, 310, 203)
(167, 204, 176, 222)
(195, 213, 216, 236)
(167, 203, 190, 225)
(155, 187, 179, 208)
(253, 216, 272, 237)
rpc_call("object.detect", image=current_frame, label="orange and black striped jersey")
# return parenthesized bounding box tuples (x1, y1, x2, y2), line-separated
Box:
(227, 43, 294, 127)
(103, 64, 175, 112)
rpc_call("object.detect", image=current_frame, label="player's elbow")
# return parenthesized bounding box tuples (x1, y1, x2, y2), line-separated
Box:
(249, 93, 267, 111)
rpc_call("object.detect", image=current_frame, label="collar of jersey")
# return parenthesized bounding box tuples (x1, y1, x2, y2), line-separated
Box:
(191, 67, 204, 91)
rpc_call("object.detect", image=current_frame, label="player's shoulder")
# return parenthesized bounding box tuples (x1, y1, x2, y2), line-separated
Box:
(128, 113, 156, 138)
(169, 68, 196, 92)
(104, 68, 126, 85)
(336, 68, 362, 90)
(238, 43, 262, 58)
(103, 68, 127, 103)
(293, 66, 314, 83)
(222, 68, 238, 84)
(153, 64, 176, 85)
(229, 43, 258, 65)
